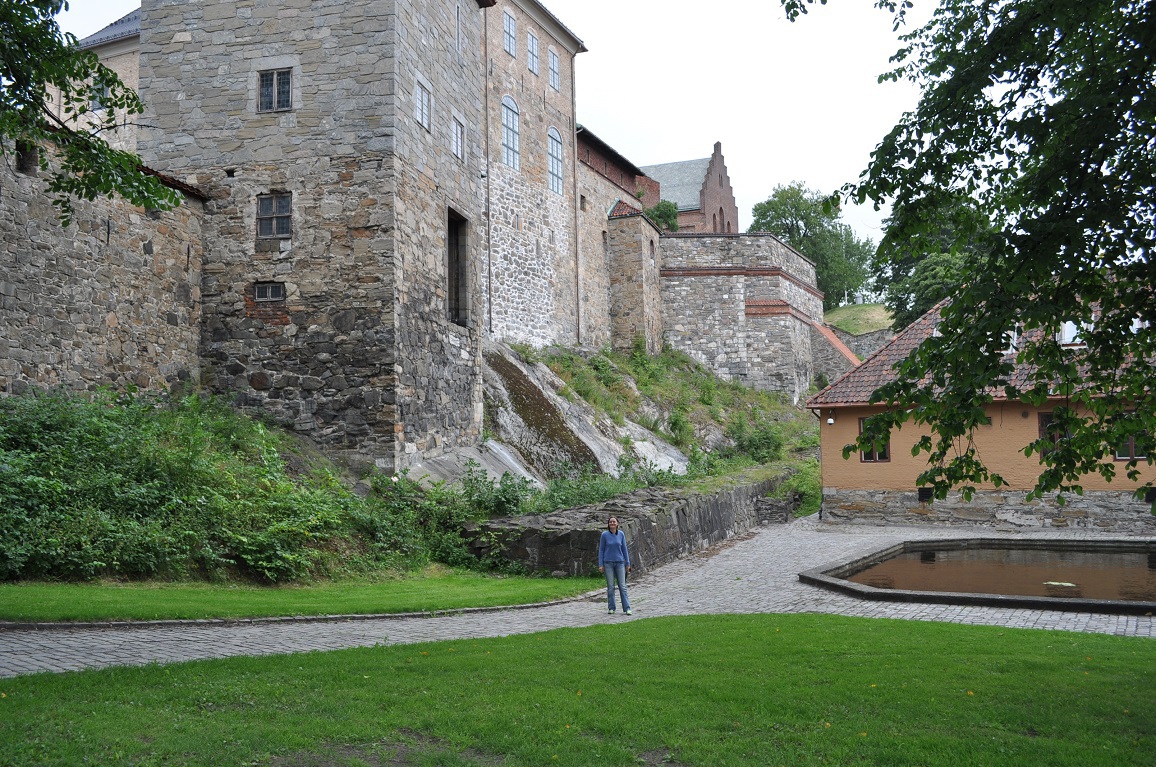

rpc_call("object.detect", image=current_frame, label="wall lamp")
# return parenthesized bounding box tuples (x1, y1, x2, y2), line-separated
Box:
(826, 410, 835, 425)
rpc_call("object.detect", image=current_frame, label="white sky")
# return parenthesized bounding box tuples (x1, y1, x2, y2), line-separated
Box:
(57, 0, 925, 241)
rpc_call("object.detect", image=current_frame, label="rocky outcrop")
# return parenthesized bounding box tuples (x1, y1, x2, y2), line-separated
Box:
(464, 469, 797, 576)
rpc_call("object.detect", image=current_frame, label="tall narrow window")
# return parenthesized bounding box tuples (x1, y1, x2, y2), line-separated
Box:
(447, 209, 469, 327)
(258, 69, 292, 112)
(501, 96, 520, 170)
(548, 49, 560, 90)
(456, 5, 462, 53)
(547, 127, 563, 194)
(452, 117, 465, 161)
(503, 12, 516, 56)
(527, 32, 539, 74)
(859, 417, 890, 462)
(415, 81, 432, 131)
(257, 192, 292, 238)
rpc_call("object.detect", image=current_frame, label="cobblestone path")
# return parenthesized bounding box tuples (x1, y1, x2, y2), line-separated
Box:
(2, 518, 1152, 678)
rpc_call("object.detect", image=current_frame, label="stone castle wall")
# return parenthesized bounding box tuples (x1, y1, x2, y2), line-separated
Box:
(481, 0, 580, 348)
(136, 0, 487, 473)
(659, 234, 822, 398)
(0, 160, 203, 395)
(391, 0, 488, 470)
(607, 214, 664, 354)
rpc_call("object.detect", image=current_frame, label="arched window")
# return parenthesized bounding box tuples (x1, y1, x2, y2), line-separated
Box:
(501, 96, 520, 170)
(547, 127, 563, 194)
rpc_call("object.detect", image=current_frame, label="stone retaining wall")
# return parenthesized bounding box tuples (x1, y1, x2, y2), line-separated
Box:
(822, 488, 1156, 535)
(0, 161, 203, 395)
(465, 472, 795, 576)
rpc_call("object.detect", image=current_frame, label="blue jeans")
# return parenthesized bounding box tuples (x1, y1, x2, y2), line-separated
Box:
(603, 562, 630, 611)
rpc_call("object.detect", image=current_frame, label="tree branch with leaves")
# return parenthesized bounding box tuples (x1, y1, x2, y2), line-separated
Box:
(783, 0, 1156, 506)
(0, 0, 180, 225)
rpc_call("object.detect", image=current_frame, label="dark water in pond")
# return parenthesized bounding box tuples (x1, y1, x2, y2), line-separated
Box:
(847, 548, 1156, 601)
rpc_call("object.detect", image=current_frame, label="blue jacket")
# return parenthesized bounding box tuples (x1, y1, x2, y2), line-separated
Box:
(598, 529, 630, 567)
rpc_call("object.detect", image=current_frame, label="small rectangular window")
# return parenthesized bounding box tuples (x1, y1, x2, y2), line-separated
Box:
(527, 32, 539, 74)
(859, 417, 890, 463)
(1114, 412, 1149, 460)
(257, 192, 292, 238)
(254, 282, 285, 302)
(258, 69, 292, 112)
(548, 49, 560, 90)
(91, 83, 109, 112)
(503, 12, 516, 56)
(452, 117, 465, 160)
(415, 81, 432, 131)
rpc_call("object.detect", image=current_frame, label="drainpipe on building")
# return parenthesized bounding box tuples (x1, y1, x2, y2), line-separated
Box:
(570, 64, 581, 346)
(483, 7, 494, 336)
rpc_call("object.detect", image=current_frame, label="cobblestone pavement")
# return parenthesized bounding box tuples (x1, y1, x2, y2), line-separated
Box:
(3, 518, 1153, 678)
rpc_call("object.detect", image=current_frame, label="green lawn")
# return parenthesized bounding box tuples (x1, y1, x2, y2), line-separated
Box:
(0, 570, 600, 622)
(3, 614, 1152, 766)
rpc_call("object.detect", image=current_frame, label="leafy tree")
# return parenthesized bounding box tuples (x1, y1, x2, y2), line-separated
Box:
(749, 181, 874, 309)
(0, 0, 180, 224)
(873, 195, 994, 329)
(643, 199, 679, 232)
(783, 0, 1156, 505)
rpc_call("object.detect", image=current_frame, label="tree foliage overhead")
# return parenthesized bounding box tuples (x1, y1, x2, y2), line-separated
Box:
(749, 181, 875, 309)
(783, 0, 1156, 505)
(0, 0, 180, 224)
(873, 194, 994, 330)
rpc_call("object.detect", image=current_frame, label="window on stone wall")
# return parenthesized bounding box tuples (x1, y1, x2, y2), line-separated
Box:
(452, 117, 465, 161)
(254, 282, 285, 302)
(447, 209, 469, 327)
(257, 192, 292, 238)
(91, 83, 109, 112)
(548, 49, 560, 90)
(503, 12, 516, 56)
(547, 127, 563, 194)
(415, 81, 432, 131)
(258, 69, 292, 112)
(501, 96, 520, 170)
(528, 32, 539, 74)
(15, 141, 38, 176)
(859, 417, 890, 462)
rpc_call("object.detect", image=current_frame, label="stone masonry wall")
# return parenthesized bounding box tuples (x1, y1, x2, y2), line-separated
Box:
(832, 326, 894, 361)
(465, 471, 793, 575)
(391, 0, 488, 470)
(136, 0, 487, 473)
(660, 234, 822, 396)
(811, 324, 857, 386)
(607, 214, 664, 354)
(822, 488, 1156, 535)
(481, 0, 580, 348)
(574, 162, 616, 348)
(0, 159, 203, 395)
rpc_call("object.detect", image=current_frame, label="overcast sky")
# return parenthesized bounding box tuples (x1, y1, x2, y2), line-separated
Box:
(58, 0, 924, 241)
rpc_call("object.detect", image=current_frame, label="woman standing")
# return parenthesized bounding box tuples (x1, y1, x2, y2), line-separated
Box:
(598, 516, 632, 615)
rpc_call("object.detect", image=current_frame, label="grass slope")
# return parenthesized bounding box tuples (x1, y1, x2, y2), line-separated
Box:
(2, 614, 1152, 766)
(825, 303, 893, 335)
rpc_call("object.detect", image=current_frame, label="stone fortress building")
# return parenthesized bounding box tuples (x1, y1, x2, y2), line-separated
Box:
(1, 0, 857, 474)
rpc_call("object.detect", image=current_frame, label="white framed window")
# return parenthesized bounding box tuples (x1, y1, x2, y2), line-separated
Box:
(547, 127, 563, 195)
(501, 96, 520, 170)
(548, 49, 560, 90)
(1057, 320, 1088, 346)
(258, 68, 292, 112)
(452, 117, 465, 161)
(527, 32, 539, 74)
(254, 282, 285, 302)
(257, 192, 292, 238)
(503, 12, 516, 56)
(415, 81, 432, 131)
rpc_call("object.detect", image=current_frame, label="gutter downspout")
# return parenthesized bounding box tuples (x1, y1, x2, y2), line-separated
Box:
(483, 8, 493, 336)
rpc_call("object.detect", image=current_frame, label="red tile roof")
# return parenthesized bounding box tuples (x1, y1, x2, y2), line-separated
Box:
(807, 300, 946, 408)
